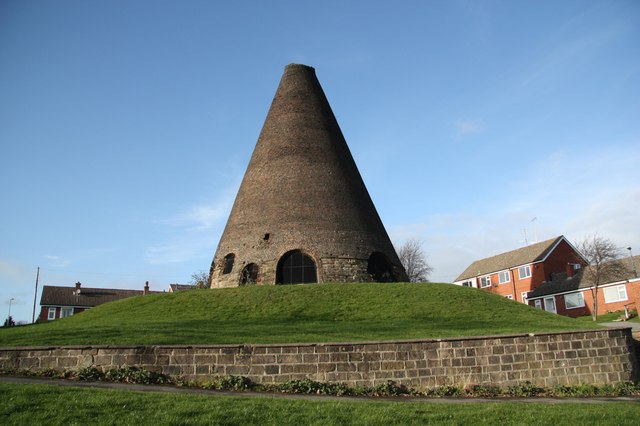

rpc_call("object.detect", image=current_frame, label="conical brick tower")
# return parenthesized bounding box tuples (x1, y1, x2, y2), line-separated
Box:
(210, 64, 407, 287)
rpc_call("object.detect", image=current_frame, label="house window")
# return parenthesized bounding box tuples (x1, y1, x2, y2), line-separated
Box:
(534, 300, 542, 309)
(505, 294, 513, 300)
(521, 291, 528, 304)
(60, 307, 73, 318)
(518, 265, 532, 280)
(603, 285, 628, 304)
(480, 275, 492, 288)
(48, 307, 57, 320)
(564, 292, 585, 309)
(544, 297, 557, 314)
(462, 280, 473, 287)
(498, 271, 510, 284)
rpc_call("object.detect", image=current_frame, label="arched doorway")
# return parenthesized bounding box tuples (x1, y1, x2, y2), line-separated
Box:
(367, 252, 395, 282)
(240, 263, 259, 285)
(276, 250, 317, 284)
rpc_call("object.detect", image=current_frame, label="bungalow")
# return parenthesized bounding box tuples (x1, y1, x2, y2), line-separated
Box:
(527, 255, 640, 318)
(39, 281, 159, 321)
(453, 236, 588, 304)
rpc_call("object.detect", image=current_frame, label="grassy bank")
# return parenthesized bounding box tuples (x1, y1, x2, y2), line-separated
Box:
(2, 382, 639, 425)
(0, 283, 600, 347)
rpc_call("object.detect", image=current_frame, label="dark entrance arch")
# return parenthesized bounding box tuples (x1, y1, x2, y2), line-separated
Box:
(240, 263, 259, 285)
(276, 250, 317, 285)
(367, 252, 395, 282)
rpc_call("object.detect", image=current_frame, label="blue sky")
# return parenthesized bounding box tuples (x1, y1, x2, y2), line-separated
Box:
(1, 0, 638, 323)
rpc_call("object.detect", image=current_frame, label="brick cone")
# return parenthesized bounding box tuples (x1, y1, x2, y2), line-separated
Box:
(210, 64, 407, 287)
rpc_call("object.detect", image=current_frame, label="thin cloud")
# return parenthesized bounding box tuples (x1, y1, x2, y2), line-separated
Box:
(390, 143, 640, 282)
(454, 118, 486, 136)
(146, 183, 239, 265)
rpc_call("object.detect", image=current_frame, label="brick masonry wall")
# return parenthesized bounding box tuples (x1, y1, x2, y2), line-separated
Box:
(1, 328, 637, 389)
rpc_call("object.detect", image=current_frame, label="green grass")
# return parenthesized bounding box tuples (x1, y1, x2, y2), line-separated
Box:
(1, 382, 639, 425)
(0, 283, 601, 347)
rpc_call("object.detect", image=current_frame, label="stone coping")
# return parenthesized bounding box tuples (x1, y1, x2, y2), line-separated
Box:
(0, 327, 624, 351)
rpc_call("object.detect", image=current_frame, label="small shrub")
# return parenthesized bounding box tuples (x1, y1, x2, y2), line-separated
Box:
(614, 381, 640, 396)
(465, 384, 501, 398)
(428, 385, 463, 397)
(105, 366, 170, 385)
(370, 381, 413, 396)
(216, 375, 253, 391)
(506, 381, 545, 397)
(280, 379, 328, 394)
(75, 367, 104, 381)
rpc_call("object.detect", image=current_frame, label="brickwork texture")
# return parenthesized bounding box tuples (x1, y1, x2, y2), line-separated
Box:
(209, 64, 407, 287)
(2, 328, 637, 389)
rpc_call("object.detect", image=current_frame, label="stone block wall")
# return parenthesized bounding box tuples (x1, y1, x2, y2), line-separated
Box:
(1, 328, 637, 389)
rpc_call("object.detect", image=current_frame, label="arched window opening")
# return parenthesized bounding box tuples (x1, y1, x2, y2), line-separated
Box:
(276, 250, 317, 285)
(240, 263, 259, 285)
(222, 254, 235, 275)
(367, 252, 395, 282)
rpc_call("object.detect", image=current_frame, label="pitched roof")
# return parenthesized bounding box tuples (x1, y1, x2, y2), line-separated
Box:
(455, 236, 569, 282)
(40, 285, 161, 308)
(168, 284, 196, 292)
(528, 255, 640, 298)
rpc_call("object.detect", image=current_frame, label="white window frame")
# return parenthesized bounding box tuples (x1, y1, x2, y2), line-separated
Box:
(48, 307, 57, 320)
(521, 291, 528, 304)
(603, 285, 628, 304)
(60, 307, 73, 318)
(563, 292, 585, 309)
(518, 265, 532, 280)
(544, 297, 557, 314)
(505, 294, 513, 300)
(534, 299, 542, 309)
(498, 270, 510, 284)
(480, 275, 492, 288)
(461, 280, 473, 287)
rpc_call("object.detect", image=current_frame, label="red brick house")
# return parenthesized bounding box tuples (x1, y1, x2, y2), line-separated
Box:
(526, 255, 640, 318)
(453, 236, 588, 304)
(39, 281, 158, 321)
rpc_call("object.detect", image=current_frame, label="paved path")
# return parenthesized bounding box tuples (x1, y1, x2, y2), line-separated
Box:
(2, 376, 639, 404)
(601, 322, 640, 331)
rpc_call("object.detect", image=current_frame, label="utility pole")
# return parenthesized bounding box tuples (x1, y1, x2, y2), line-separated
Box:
(627, 247, 637, 278)
(32, 266, 40, 323)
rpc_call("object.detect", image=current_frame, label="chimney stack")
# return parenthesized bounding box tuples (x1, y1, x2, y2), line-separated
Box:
(144, 281, 150, 295)
(75, 282, 81, 290)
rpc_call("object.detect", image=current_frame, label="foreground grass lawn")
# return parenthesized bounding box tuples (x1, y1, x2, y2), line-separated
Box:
(1, 383, 639, 425)
(0, 283, 601, 347)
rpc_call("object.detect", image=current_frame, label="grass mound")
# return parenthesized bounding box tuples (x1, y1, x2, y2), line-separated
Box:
(0, 282, 599, 346)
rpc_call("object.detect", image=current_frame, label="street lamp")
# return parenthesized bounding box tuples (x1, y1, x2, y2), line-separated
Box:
(628, 247, 638, 278)
(7, 298, 14, 325)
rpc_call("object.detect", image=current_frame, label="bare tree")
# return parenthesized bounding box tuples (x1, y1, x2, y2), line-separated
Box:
(578, 235, 630, 321)
(190, 270, 210, 289)
(397, 239, 433, 282)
